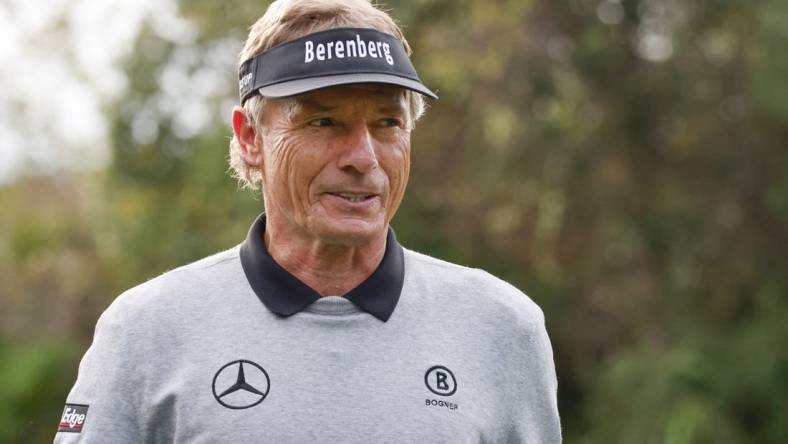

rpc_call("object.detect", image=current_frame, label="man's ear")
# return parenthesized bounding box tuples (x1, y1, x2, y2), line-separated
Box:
(232, 106, 264, 168)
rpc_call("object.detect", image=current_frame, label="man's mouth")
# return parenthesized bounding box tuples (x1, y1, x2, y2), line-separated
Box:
(327, 192, 376, 203)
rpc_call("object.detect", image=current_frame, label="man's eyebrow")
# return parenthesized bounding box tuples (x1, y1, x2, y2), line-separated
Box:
(296, 98, 338, 113)
(377, 104, 406, 115)
(293, 96, 405, 114)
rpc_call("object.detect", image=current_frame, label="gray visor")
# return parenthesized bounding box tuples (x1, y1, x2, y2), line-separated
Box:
(238, 28, 438, 104)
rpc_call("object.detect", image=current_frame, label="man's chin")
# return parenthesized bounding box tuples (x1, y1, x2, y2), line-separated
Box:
(313, 219, 386, 247)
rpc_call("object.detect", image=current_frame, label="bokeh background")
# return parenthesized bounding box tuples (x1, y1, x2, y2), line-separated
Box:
(2, 0, 787, 442)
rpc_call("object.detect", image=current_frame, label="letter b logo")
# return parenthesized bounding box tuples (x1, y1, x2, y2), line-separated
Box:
(436, 371, 449, 390)
(425, 365, 457, 396)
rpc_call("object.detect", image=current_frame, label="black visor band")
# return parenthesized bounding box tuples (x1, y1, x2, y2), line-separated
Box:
(238, 27, 438, 104)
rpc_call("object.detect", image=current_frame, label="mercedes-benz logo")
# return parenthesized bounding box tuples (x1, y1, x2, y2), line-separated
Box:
(212, 359, 270, 409)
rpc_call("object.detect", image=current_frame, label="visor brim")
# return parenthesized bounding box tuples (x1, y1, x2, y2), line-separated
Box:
(257, 73, 438, 99)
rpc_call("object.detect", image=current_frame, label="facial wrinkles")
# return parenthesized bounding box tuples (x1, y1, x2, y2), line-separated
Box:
(288, 137, 320, 229)
(383, 129, 411, 222)
(262, 111, 309, 227)
(262, 87, 412, 238)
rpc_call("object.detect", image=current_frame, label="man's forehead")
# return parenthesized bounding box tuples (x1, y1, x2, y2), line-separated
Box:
(292, 84, 407, 110)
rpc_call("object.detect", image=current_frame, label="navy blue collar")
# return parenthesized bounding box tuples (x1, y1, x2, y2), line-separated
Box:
(239, 213, 405, 322)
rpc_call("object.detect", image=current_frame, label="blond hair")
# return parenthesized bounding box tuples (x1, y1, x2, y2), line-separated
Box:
(228, 0, 426, 191)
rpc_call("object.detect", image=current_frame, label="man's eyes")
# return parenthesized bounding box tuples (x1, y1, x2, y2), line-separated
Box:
(308, 117, 336, 127)
(306, 117, 404, 128)
(381, 118, 403, 128)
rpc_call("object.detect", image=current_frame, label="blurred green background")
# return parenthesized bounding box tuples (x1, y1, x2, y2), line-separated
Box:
(1, 0, 787, 442)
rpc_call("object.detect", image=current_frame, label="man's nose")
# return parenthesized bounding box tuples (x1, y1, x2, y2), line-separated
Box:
(338, 122, 378, 174)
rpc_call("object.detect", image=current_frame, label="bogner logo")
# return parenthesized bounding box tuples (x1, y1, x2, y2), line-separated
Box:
(305, 34, 394, 65)
(212, 359, 270, 410)
(424, 365, 458, 411)
(57, 403, 89, 433)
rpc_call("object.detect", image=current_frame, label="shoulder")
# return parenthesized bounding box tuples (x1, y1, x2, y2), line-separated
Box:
(99, 246, 242, 326)
(402, 248, 545, 331)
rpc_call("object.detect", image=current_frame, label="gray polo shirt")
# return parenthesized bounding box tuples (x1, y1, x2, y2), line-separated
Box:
(55, 214, 561, 443)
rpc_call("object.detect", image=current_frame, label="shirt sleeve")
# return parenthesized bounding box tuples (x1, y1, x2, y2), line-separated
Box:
(505, 315, 563, 443)
(54, 296, 145, 443)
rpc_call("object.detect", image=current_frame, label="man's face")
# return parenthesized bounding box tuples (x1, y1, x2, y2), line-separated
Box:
(258, 84, 412, 246)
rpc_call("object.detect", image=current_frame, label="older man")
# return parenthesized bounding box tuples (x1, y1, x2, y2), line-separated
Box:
(56, 0, 561, 442)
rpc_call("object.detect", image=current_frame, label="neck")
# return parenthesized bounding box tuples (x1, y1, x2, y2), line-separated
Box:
(263, 217, 387, 296)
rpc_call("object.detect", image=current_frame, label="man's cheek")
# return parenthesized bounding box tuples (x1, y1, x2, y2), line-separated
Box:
(386, 170, 408, 216)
